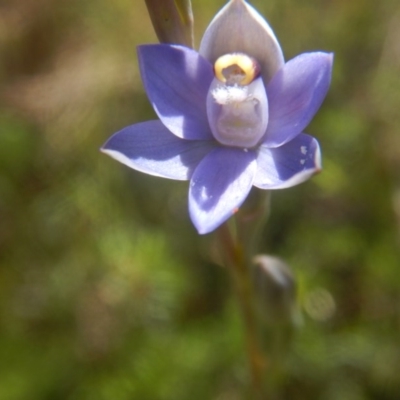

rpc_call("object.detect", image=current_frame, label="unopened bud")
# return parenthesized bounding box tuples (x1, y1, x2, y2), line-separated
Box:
(144, 0, 194, 48)
(252, 255, 299, 326)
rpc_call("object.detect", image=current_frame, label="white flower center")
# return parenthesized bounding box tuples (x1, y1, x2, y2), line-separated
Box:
(207, 53, 268, 148)
(212, 85, 249, 104)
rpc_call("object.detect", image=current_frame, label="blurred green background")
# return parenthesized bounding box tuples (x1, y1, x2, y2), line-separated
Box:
(1, 0, 400, 399)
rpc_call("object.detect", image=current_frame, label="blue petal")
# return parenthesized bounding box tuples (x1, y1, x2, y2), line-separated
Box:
(189, 147, 257, 234)
(254, 133, 321, 189)
(199, 0, 284, 84)
(138, 44, 214, 140)
(264, 52, 333, 148)
(101, 121, 216, 180)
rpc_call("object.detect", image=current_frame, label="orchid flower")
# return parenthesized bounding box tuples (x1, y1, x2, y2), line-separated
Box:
(102, 0, 333, 234)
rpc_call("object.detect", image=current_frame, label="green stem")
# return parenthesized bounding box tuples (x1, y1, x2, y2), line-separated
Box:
(215, 189, 271, 397)
(216, 221, 267, 399)
(236, 189, 271, 260)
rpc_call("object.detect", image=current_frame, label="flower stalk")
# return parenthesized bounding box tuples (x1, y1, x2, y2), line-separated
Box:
(217, 221, 267, 398)
(216, 190, 272, 398)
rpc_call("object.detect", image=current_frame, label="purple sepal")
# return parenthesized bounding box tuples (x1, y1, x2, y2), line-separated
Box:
(264, 52, 333, 148)
(254, 133, 321, 189)
(189, 147, 257, 234)
(102, 120, 216, 180)
(138, 44, 214, 140)
(199, 0, 284, 84)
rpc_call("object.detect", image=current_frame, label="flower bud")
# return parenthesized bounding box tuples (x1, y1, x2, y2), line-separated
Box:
(252, 255, 299, 327)
(144, 0, 194, 48)
(252, 255, 301, 358)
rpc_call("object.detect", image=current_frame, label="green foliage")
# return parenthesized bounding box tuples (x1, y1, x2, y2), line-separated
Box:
(0, 0, 400, 398)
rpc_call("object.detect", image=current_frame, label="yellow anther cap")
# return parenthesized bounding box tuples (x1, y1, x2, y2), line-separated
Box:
(214, 53, 260, 85)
